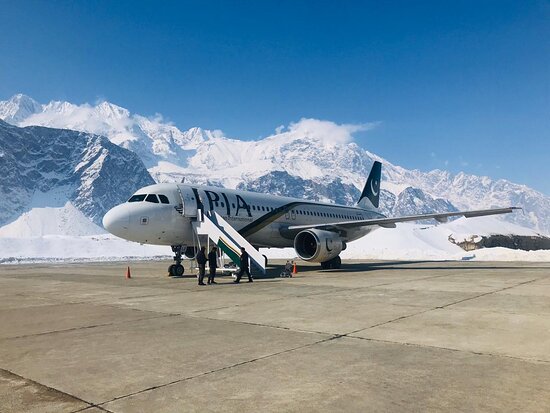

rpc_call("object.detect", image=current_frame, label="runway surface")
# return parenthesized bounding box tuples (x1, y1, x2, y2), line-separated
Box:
(1, 260, 549, 412)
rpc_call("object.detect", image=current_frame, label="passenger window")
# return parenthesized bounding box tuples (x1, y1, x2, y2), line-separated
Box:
(252, 206, 256, 211)
(158, 195, 169, 204)
(145, 194, 159, 203)
(128, 194, 146, 202)
(261, 206, 265, 211)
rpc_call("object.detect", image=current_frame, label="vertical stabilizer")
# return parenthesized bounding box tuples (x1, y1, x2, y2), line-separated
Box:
(357, 161, 382, 210)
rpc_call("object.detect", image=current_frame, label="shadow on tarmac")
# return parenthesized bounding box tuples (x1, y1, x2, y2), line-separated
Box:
(173, 260, 543, 281)
(256, 261, 544, 278)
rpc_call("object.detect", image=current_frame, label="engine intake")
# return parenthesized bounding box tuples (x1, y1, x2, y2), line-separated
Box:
(294, 229, 344, 263)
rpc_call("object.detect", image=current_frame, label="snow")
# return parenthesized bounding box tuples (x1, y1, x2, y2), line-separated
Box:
(0, 202, 105, 237)
(0, 93, 549, 263)
(1, 218, 548, 264)
(2, 94, 549, 235)
(0, 234, 170, 264)
(260, 218, 550, 262)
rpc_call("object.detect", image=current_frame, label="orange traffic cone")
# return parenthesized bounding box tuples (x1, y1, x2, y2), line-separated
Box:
(292, 262, 298, 274)
(125, 266, 132, 279)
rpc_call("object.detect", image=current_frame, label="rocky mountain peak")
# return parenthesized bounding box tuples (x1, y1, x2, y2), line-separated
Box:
(0, 119, 154, 227)
(0, 94, 42, 123)
(1, 94, 549, 235)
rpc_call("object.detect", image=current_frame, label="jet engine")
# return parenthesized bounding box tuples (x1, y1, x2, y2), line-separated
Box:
(294, 229, 344, 263)
(184, 246, 197, 259)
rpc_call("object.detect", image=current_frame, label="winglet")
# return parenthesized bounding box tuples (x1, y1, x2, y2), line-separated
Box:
(357, 161, 382, 210)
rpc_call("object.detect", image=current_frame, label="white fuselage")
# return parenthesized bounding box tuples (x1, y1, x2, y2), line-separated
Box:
(102, 183, 384, 248)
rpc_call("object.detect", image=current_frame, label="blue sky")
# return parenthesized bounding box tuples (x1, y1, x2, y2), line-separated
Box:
(1, 1, 549, 194)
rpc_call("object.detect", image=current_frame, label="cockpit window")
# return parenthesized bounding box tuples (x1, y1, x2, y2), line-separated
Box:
(128, 194, 146, 202)
(158, 194, 170, 204)
(145, 194, 159, 203)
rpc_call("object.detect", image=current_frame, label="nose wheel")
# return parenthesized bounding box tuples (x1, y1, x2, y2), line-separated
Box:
(169, 245, 185, 277)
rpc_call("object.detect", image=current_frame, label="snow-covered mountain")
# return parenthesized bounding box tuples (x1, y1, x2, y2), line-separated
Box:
(0, 119, 154, 231)
(1, 94, 549, 236)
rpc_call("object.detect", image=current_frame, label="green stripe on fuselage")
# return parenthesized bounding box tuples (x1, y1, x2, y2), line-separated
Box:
(238, 202, 304, 238)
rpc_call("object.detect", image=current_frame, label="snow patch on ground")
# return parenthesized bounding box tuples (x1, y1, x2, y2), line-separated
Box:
(1, 216, 548, 264)
(0, 234, 170, 263)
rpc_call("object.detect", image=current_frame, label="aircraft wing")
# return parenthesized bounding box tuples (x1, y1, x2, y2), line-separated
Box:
(287, 207, 521, 231)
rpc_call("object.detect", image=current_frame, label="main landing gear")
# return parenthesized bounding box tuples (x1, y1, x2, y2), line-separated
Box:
(169, 245, 185, 277)
(321, 255, 341, 270)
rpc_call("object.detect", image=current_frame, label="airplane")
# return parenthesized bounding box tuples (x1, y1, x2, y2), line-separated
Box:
(102, 161, 519, 276)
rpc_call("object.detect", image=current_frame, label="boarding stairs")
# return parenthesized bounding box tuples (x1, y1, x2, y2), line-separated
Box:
(192, 210, 266, 275)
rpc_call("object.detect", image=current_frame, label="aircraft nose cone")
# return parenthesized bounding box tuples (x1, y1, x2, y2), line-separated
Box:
(102, 205, 130, 237)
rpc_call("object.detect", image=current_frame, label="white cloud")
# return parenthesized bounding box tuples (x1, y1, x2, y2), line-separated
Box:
(286, 118, 379, 144)
(459, 157, 469, 167)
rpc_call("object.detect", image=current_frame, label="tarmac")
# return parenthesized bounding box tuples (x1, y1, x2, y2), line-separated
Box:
(0, 259, 549, 412)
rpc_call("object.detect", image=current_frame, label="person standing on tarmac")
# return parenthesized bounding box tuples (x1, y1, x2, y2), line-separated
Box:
(234, 247, 253, 283)
(196, 246, 207, 286)
(207, 246, 218, 284)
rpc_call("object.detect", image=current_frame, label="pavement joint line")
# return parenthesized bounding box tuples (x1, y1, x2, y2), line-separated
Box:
(431, 277, 543, 310)
(187, 287, 354, 315)
(186, 272, 461, 316)
(346, 335, 550, 365)
(0, 367, 105, 412)
(0, 313, 174, 341)
(342, 276, 544, 338)
(185, 275, 541, 337)
(96, 334, 339, 407)
(185, 312, 336, 336)
(71, 405, 114, 413)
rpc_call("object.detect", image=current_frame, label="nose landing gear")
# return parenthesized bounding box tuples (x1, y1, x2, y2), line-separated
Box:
(169, 245, 185, 277)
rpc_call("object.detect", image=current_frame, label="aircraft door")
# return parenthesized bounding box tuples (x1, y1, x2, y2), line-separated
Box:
(178, 186, 198, 217)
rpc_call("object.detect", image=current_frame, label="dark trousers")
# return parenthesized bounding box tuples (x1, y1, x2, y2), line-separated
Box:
(208, 267, 216, 283)
(198, 264, 206, 284)
(236, 267, 252, 282)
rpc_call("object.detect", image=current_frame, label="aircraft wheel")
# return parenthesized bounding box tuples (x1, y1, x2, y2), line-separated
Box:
(320, 261, 330, 270)
(332, 256, 342, 269)
(174, 264, 184, 277)
(168, 264, 176, 276)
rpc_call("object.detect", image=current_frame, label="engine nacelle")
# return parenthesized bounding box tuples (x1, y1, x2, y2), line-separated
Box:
(184, 246, 197, 259)
(294, 229, 344, 263)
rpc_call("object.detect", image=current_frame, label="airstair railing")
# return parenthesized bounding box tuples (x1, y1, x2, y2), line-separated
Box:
(192, 209, 266, 274)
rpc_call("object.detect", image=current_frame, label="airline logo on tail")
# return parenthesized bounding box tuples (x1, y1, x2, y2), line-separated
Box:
(357, 161, 382, 209)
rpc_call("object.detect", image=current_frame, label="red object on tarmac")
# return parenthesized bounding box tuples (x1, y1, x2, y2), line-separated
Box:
(292, 262, 298, 274)
(125, 266, 132, 279)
